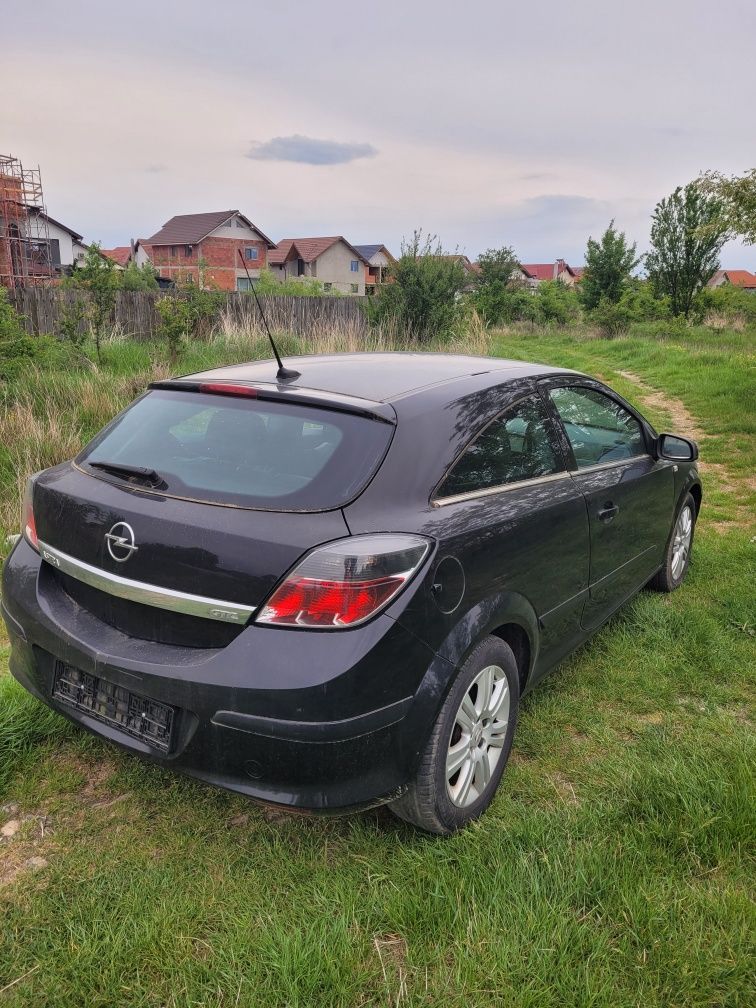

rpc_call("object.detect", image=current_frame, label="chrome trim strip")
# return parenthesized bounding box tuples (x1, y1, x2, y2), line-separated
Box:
(37, 539, 256, 624)
(568, 454, 653, 476)
(433, 470, 572, 507)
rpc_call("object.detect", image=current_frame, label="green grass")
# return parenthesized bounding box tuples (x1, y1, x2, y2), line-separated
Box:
(0, 326, 754, 1007)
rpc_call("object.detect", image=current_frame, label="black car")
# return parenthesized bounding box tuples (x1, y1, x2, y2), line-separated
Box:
(1, 353, 701, 834)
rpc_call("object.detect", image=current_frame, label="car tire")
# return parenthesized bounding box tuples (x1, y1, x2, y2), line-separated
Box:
(389, 636, 519, 835)
(650, 492, 697, 593)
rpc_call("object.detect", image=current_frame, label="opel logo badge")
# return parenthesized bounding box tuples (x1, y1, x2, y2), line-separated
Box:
(105, 522, 138, 563)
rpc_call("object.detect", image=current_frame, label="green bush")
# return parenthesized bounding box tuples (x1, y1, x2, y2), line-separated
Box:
(534, 281, 581, 325)
(155, 295, 192, 364)
(0, 287, 26, 342)
(696, 284, 756, 327)
(588, 281, 671, 337)
(368, 231, 468, 341)
(471, 284, 537, 325)
(253, 268, 330, 297)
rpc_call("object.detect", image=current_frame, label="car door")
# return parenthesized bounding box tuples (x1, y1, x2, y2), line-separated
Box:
(542, 380, 675, 630)
(426, 390, 590, 665)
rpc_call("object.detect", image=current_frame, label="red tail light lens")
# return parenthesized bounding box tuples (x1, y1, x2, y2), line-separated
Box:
(198, 383, 258, 398)
(22, 479, 39, 551)
(257, 534, 431, 628)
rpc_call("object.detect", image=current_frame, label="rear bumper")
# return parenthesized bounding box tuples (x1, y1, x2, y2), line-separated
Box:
(2, 539, 452, 812)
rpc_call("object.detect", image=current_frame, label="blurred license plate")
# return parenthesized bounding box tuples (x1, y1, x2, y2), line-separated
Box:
(53, 662, 175, 752)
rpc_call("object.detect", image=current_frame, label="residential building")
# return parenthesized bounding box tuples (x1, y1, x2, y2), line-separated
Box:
(101, 246, 132, 268)
(137, 210, 276, 291)
(1, 153, 88, 287)
(268, 237, 368, 295)
(521, 260, 579, 286)
(32, 212, 88, 273)
(707, 269, 756, 291)
(354, 244, 395, 294)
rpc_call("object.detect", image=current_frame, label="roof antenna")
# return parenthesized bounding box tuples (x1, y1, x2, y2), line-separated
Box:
(237, 249, 300, 382)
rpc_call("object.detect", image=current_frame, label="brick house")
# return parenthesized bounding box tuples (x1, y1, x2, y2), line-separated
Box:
(136, 210, 276, 291)
(268, 237, 369, 295)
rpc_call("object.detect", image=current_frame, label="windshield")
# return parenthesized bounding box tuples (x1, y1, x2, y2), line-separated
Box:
(79, 390, 393, 511)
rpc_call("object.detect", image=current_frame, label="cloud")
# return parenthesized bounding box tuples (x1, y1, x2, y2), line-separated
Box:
(144, 163, 166, 173)
(246, 134, 378, 166)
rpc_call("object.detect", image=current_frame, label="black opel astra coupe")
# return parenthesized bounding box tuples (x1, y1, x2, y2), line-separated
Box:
(1, 353, 701, 834)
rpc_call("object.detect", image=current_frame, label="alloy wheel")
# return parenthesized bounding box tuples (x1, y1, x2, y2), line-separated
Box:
(671, 505, 693, 580)
(446, 664, 510, 807)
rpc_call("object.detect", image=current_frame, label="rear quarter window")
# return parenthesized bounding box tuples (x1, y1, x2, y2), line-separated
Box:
(79, 390, 393, 511)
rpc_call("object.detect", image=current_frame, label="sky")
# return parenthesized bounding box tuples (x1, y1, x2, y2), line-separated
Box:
(3, 0, 755, 268)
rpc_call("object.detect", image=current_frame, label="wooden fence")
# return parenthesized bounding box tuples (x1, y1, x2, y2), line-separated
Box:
(6, 288, 371, 341)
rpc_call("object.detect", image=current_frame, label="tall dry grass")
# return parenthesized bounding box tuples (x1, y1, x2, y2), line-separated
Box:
(214, 308, 493, 357)
(0, 364, 172, 537)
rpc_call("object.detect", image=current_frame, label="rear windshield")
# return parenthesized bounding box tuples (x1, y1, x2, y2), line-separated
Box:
(79, 390, 393, 511)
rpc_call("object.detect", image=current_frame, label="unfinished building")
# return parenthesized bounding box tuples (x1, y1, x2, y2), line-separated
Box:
(0, 153, 53, 288)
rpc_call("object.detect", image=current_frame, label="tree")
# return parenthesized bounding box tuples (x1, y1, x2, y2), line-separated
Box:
(697, 169, 756, 245)
(64, 242, 118, 360)
(645, 184, 726, 317)
(470, 246, 525, 324)
(580, 220, 640, 310)
(369, 230, 468, 341)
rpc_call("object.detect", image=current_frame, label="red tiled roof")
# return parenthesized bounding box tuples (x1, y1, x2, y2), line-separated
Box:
(723, 269, 756, 287)
(521, 261, 576, 281)
(521, 263, 556, 281)
(269, 236, 367, 266)
(145, 211, 275, 248)
(101, 246, 132, 266)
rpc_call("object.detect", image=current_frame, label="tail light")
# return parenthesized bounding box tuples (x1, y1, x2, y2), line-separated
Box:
(22, 478, 39, 552)
(256, 534, 431, 629)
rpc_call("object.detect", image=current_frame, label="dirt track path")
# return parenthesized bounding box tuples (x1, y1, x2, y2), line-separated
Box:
(616, 370, 752, 530)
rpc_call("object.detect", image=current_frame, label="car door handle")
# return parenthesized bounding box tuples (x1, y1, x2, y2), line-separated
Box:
(597, 502, 619, 522)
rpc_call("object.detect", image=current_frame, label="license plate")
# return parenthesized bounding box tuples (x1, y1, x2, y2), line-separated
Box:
(53, 662, 175, 752)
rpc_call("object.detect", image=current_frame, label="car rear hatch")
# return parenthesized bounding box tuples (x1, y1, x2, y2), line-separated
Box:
(31, 382, 395, 647)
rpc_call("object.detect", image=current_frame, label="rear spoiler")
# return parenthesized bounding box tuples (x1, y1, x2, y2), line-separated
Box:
(148, 380, 397, 425)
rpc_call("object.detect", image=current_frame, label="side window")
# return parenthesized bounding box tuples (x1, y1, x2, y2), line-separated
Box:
(438, 396, 560, 499)
(549, 386, 645, 468)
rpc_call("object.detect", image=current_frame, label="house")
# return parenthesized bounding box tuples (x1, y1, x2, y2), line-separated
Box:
(521, 260, 579, 286)
(101, 246, 132, 268)
(354, 244, 395, 294)
(137, 210, 276, 291)
(1, 152, 90, 287)
(707, 269, 756, 291)
(31, 212, 89, 274)
(268, 237, 369, 295)
(0, 180, 87, 285)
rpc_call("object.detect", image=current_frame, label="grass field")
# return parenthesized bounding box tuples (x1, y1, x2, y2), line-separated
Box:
(1, 325, 754, 1007)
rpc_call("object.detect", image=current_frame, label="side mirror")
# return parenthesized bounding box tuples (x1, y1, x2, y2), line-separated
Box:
(657, 433, 698, 461)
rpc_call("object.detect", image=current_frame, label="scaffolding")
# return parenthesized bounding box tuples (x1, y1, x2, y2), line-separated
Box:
(0, 153, 53, 288)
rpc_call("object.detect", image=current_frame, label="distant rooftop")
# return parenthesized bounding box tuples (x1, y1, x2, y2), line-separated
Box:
(269, 236, 368, 266)
(145, 211, 274, 247)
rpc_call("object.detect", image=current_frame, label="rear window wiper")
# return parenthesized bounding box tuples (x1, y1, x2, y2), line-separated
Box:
(88, 460, 167, 489)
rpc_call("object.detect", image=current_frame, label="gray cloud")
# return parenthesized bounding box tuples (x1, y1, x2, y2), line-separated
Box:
(247, 135, 378, 166)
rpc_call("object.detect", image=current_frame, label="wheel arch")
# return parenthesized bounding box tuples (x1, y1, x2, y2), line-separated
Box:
(688, 481, 702, 516)
(490, 622, 532, 694)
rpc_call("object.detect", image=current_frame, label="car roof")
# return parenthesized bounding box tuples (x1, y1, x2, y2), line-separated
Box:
(184, 353, 576, 404)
